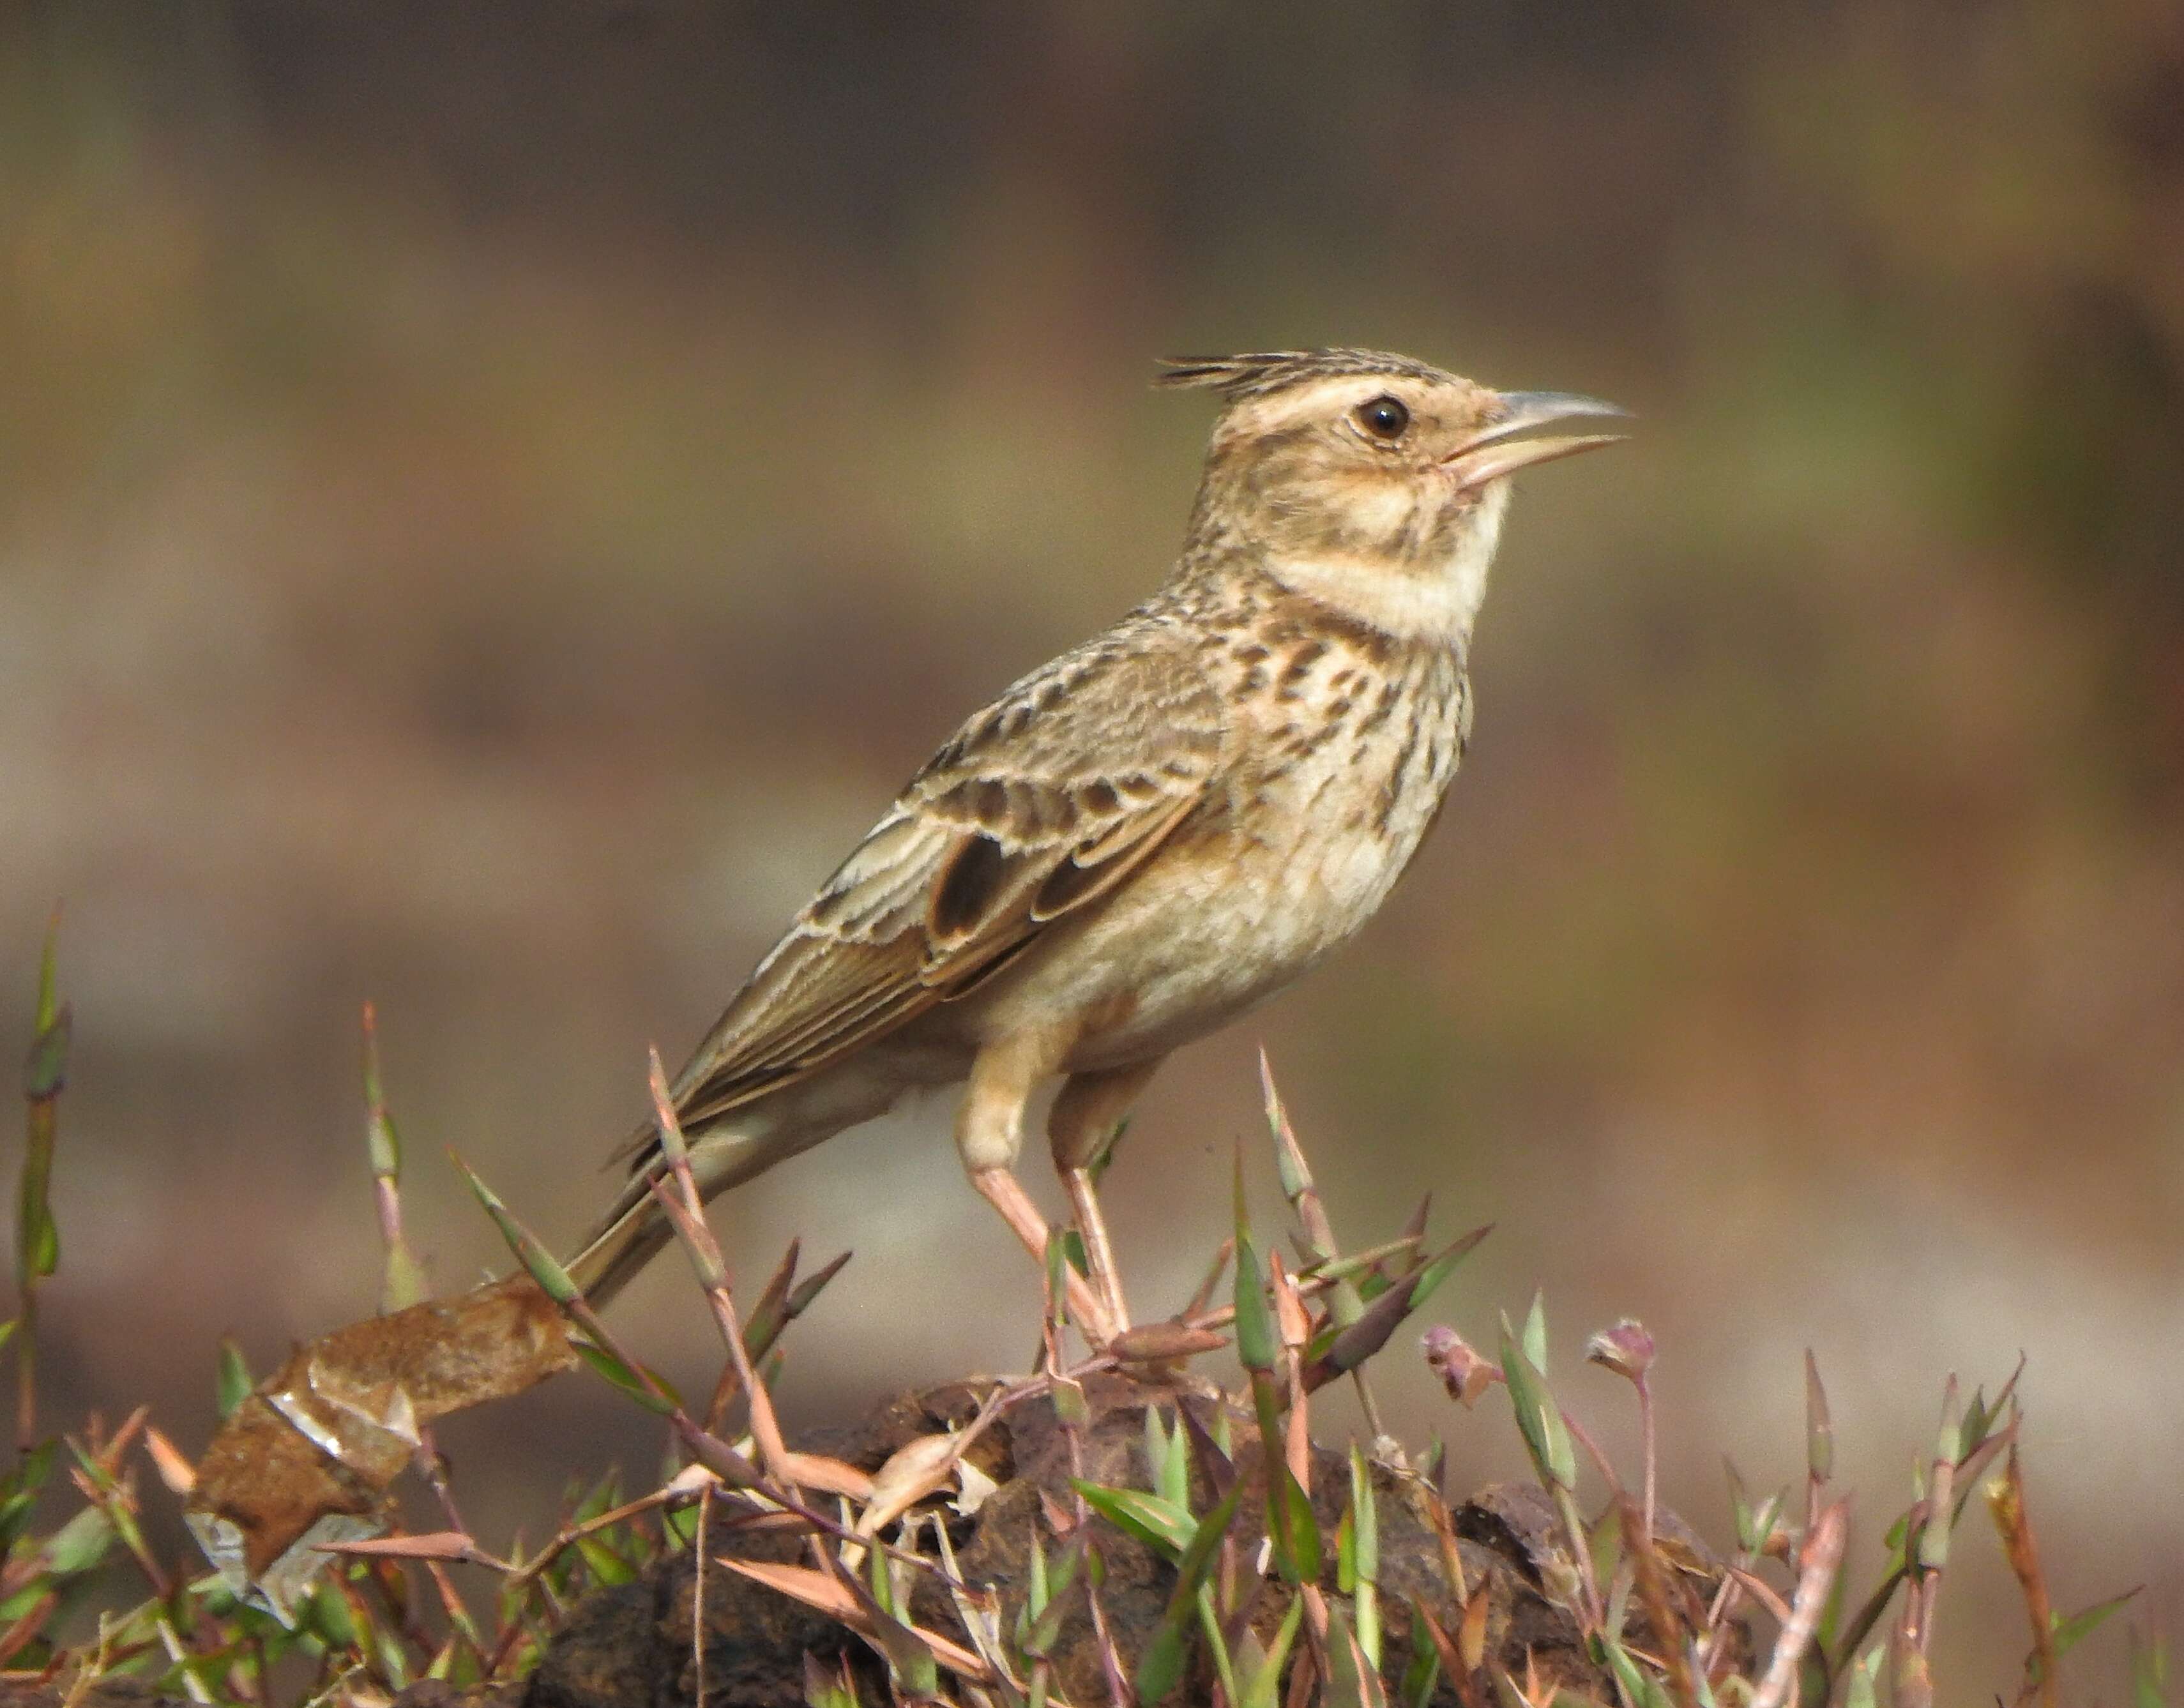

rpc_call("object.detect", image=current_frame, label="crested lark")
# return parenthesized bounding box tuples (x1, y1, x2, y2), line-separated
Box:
(568, 349, 1623, 1341)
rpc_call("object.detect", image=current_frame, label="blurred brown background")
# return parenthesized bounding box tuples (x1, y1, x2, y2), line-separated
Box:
(3, 1, 2181, 1690)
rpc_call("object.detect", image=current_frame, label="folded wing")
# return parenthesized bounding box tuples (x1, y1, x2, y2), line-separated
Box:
(644, 620, 1225, 1142)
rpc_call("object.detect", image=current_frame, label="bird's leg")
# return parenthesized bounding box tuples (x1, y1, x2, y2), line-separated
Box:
(957, 1027, 1119, 1345)
(1049, 1058, 1162, 1337)
(1064, 1175, 1124, 1333)
(966, 1168, 1117, 1345)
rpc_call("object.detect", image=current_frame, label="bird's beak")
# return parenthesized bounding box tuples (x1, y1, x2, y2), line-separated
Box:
(1444, 390, 1629, 492)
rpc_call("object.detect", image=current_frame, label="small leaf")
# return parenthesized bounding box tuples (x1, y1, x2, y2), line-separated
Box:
(21, 1004, 70, 1103)
(1310, 1226, 1490, 1385)
(1805, 1349, 1833, 1483)
(1017, 1534, 1085, 1659)
(1026, 1527, 1049, 1615)
(1918, 1376, 1962, 1571)
(1337, 1459, 1371, 1590)
(1958, 1384, 1991, 1460)
(1264, 1458, 1321, 1585)
(1419, 1435, 1445, 1493)
(455, 1154, 580, 1305)
(1349, 1444, 1380, 1666)
(31, 910, 61, 1036)
(2131, 1629, 2168, 1708)
(1407, 1225, 1492, 1311)
(1301, 1236, 1429, 1287)
(1842, 1645, 1881, 1708)
(573, 1342, 676, 1415)
(742, 1238, 802, 1354)
(1134, 1477, 1242, 1702)
(1177, 1400, 1236, 1504)
(1589, 1499, 1624, 1607)
(0, 1578, 50, 1626)
(1074, 1481, 1195, 1559)
(42, 1504, 112, 1576)
(1158, 1417, 1189, 1512)
(1324, 1604, 1387, 1708)
(361, 1002, 400, 1181)
(1148, 1405, 1190, 1509)
(2049, 1587, 2141, 1663)
(1748, 1492, 1784, 1560)
(1260, 1049, 1312, 1202)
(784, 1248, 853, 1319)
(1602, 1635, 1673, 1708)
(1232, 1234, 1277, 1374)
(1399, 1622, 1441, 1708)
(1520, 1289, 1549, 1370)
(1725, 1458, 1756, 1551)
(805, 1653, 861, 1708)
(215, 1338, 254, 1420)
(1499, 1321, 1575, 1492)
(575, 1532, 636, 1588)
(1238, 1594, 1305, 1708)
(381, 1243, 430, 1315)
(1196, 1591, 1240, 1707)
(297, 1578, 358, 1650)
(1050, 1376, 1090, 1428)
(1144, 1405, 1172, 1498)
(865, 1598, 941, 1697)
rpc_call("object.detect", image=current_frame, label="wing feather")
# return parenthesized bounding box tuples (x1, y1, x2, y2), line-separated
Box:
(630, 620, 1225, 1157)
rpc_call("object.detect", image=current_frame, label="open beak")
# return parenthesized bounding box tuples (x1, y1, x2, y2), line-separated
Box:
(1444, 390, 1629, 492)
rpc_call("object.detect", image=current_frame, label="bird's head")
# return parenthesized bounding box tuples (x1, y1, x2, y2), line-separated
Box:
(1160, 349, 1625, 643)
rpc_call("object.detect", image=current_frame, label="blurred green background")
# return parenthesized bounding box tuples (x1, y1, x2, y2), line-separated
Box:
(3, 1, 2180, 1689)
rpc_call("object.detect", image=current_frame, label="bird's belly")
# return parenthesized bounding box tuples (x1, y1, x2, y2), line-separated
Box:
(983, 769, 1446, 1072)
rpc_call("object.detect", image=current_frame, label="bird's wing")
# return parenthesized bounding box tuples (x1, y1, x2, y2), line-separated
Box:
(649, 622, 1225, 1137)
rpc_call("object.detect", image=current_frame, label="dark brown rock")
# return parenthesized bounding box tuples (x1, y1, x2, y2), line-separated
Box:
(514, 1377, 1721, 1706)
(0, 1681, 192, 1708)
(0, 1659, 522, 1708)
(524, 1574, 667, 1708)
(391, 1681, 526, 1708)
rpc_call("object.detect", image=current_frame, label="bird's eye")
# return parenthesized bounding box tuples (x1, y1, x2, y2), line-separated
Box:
(1355, 395, 1409, 441)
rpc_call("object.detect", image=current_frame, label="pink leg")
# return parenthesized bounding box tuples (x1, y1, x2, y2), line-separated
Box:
(969, 1165, 1120, 1345)
(1048, 1059, 1163, 1335)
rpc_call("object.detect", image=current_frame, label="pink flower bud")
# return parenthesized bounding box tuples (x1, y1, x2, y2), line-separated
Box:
(1585, 1319, 1655, 1381)
(1421, 1326, 1501, 1408)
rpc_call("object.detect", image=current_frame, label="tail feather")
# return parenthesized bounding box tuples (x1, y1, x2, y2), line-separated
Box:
(561, 1122, 802, 1308)
(563, 1054, 919, 1308)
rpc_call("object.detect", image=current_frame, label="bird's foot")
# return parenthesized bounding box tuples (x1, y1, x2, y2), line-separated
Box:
(1061, 1165, 1131, 1338)
(969, 1165, 1123, 1347)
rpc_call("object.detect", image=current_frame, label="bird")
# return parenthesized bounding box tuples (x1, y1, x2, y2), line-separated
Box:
(564, 349, 1624, 1344)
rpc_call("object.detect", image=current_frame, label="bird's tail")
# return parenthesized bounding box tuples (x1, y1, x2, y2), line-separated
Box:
(561, 1119, 803, 1309)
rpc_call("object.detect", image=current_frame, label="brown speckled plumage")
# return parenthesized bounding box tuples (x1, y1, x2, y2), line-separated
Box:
(568, 349, 1623, 1340)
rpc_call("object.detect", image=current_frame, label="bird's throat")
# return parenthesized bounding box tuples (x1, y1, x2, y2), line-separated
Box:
(1258, 481, 1509, 647)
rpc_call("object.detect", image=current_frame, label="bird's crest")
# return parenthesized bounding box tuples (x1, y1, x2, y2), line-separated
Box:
(1155, 347, 1453, 399)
